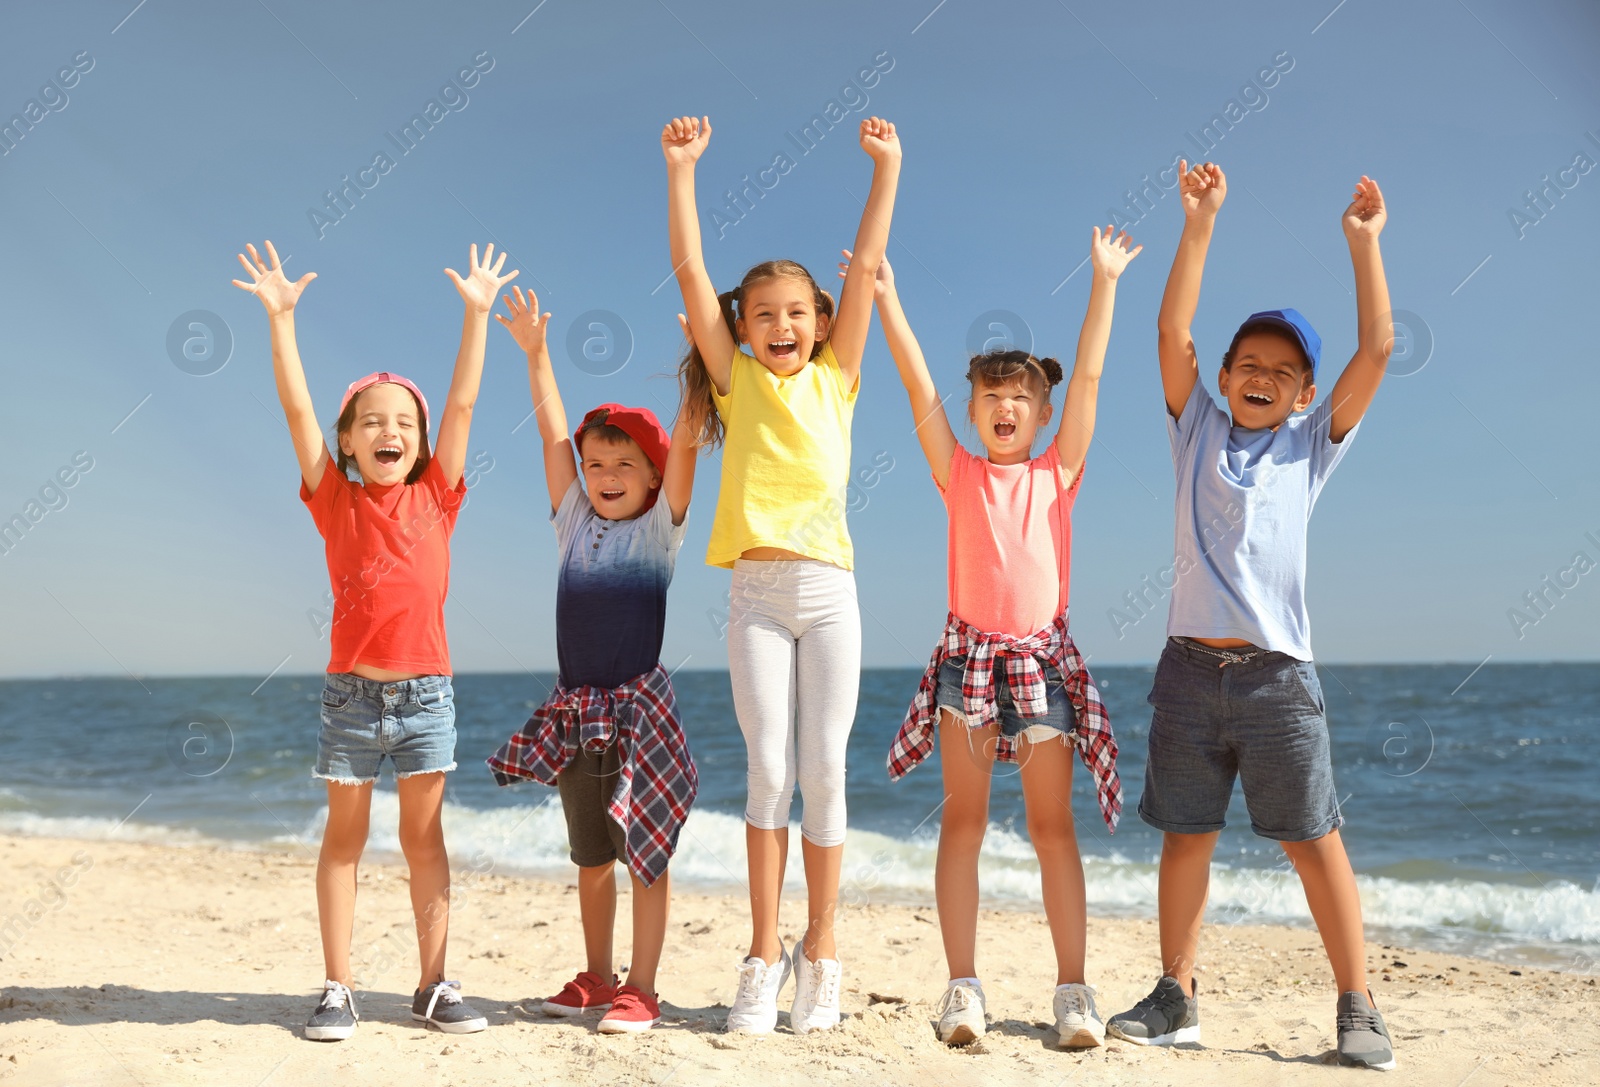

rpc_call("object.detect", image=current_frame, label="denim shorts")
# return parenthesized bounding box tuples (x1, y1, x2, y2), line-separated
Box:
(936, 654, 1078, 744)
(555, 739, 628, 869)
(314, 673, 458, 785)
(1138, 638, 1341, 842)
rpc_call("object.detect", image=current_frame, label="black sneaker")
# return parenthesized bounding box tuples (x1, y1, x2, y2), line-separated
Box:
(305, 980, 359, 1041)
(1336, 990, 1396, 1070)
(1106, 976, 1200, 1046)
(412, 980, 488, 1034)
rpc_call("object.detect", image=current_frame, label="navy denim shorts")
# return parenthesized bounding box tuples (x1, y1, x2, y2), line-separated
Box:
(1138, 638, 1341, 842)
(314, 673, 458, 785)
(936, 653, 1078, 744)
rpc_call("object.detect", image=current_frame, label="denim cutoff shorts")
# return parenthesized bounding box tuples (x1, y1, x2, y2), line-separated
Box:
(1138, 637, 1341, 842)
(314, 672, 458, 785)
(936, 653, 1078, 744)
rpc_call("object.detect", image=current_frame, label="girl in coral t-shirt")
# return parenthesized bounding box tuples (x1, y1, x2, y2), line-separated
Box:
(233, 240, 515, 1042)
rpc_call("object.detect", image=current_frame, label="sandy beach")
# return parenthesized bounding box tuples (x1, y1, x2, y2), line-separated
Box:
(0, 832, 1594, 1086)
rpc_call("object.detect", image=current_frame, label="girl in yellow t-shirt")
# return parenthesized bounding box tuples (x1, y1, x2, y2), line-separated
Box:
(661, 113, 901, 1036)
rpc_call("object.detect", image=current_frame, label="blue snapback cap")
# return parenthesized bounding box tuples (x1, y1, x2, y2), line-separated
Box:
(1230, 308, 1322, 379)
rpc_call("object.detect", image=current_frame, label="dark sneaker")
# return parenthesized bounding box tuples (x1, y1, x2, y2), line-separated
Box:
(412, 980, 488, 1034)
(1106, 976, 1200, 1046)
(305, 980, 359, 1041)
(1336, 990, 1396, 1070)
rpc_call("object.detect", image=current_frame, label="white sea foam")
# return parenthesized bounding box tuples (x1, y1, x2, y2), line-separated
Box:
(8, 797, 1598, 953)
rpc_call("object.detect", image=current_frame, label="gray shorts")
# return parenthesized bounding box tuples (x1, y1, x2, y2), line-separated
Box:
(1138, 637, 1342, 843)
(555, 740, 628, 869)
(935, 654, 1078, 744)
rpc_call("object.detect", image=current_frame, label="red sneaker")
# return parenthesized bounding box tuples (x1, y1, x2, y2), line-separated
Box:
(541, 971, 619, 1017)
(596, 985, 661, 1034)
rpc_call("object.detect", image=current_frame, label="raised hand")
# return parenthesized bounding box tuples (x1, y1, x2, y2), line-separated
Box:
(1342, 175, 1386, 241)
(494, 285, 549, 354)
(1178, 160, 1226, 219)
(859, 116, 901, 164)
(231, 240, 316, 316)
(836, 247, 894, 299)
(661, 115, 712, 166)
(1090, 224, 1142, 280)
(446, 243, 518, 314)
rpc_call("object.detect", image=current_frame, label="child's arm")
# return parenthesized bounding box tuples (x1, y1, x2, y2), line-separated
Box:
(495, 285, 574, 513)
(1327, 176, 1390, 443)
(829, 118, 902, 386)
(437, 243, 519, 489)
(841, 248, 956, 488)
(663, 317, 699, 527)
(1056, 226, 1142, 483)
(231, 240, 328, 494)
(1156, 160, 1226, 418)
(662, 116, 736, 396)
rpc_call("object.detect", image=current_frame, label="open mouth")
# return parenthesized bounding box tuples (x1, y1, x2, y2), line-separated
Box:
(598, 489, 625, 502)
(1243, 390, 1274, 407)
(994, 421, 1016, 439)
(374, 444, 403, 466)
(768, 339, 797, 360)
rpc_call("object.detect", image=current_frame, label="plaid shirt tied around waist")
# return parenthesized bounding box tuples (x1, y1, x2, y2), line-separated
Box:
(486, 663, 697, 886)
(887, 610, 1122, 831)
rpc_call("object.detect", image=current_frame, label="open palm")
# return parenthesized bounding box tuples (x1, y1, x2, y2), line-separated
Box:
(231, 240, 316, 315)
(446, 243, 518, 313)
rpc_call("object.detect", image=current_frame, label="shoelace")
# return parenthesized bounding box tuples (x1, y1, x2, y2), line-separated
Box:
(940, 986, 975, 1016)
(422, 980, 465, 1020)
(1057, 987, 1088, 1016)
(318, 981, 356, 1018)
(811, 961, 839, 1010)
(1337, 1002, 1383, 1035)
(733, 960, 764, 1007)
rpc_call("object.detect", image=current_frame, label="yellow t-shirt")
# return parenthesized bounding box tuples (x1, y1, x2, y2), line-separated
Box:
(707, 342, 859, 570)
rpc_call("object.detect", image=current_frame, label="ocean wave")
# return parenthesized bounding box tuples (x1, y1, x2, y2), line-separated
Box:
(7, 797, 1598, 953)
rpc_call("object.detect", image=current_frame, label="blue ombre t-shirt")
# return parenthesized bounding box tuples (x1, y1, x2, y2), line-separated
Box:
(1166, 379, 1358, 661)
(552, 479, 687, 689)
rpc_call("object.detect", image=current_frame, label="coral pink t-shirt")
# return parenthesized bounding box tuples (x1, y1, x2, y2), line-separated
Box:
(301, 456, 465, 675)
(939, 443, 1082, 637)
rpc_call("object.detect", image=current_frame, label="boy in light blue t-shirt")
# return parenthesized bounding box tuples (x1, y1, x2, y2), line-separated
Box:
(1106, 161, 1397, 1072)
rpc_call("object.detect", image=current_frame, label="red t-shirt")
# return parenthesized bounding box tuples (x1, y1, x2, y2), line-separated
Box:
(301, 456, 465, 675)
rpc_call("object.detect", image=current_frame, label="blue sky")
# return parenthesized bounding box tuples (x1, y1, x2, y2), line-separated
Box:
(1, 0, 1597, 678)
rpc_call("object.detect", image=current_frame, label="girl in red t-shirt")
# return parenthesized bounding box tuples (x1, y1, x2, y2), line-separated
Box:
(233, 240, 516, 1041)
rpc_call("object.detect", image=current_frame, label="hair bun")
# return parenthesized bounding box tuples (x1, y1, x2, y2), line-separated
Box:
(1037, 356, 1064, 386)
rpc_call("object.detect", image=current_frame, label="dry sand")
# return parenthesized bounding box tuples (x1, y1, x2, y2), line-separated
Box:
(1, 833, 1595, 1086)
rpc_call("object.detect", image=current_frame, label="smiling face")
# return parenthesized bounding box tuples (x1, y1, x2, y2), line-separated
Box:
(337, 382, 426, 486)
(970, 376, 1053, 464)
(736, 276, 829, 376)
(1219, 330, 1316, 430)
(579, 430, 662, 521)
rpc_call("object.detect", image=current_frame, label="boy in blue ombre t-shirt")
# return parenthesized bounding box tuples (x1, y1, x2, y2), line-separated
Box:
(1106, 162, 1398, 1072)
(486, 289, 699, 1035)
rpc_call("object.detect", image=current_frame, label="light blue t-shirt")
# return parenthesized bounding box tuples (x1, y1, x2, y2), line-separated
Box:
(1166, 379, 1358, 661)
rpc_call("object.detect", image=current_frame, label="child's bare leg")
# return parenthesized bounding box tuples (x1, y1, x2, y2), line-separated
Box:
(934, 712, 998, 980)
(578, 862, 618, 977)
(627, 870, 671, 993)
(1158, 830, 1218, 994)
(799, 838, 842, 961)
(396, 771, 450, 990)
(1280, 829, 1368, 994)
(1017, 734, 1086, 985)
(317, 781, 373, 986)
(746, 824, 788, 964)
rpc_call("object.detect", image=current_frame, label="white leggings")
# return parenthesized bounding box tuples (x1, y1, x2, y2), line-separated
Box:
(728, 559, 861, 847)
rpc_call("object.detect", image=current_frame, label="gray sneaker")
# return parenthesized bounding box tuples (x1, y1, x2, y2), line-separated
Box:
(412, 980, 488, 1034)
(305, 980, 359, 1041)
(1336, 990, 1396, 1070)
(1106, 976, 1200, 1046)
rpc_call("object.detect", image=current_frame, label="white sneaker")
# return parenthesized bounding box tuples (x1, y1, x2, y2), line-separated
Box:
(725, 948, 792, 1034)
(789, 938, 842, 1035)
(1054, 982, 1106, 1048)
(934, 981, 987, 1045)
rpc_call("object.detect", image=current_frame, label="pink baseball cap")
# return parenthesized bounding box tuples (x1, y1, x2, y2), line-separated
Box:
(340, 372, 431, 424)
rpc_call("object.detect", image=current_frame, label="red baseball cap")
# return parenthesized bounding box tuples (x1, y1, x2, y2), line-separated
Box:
(340, 372, 431, 424)
(576, 404, 671, 508)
